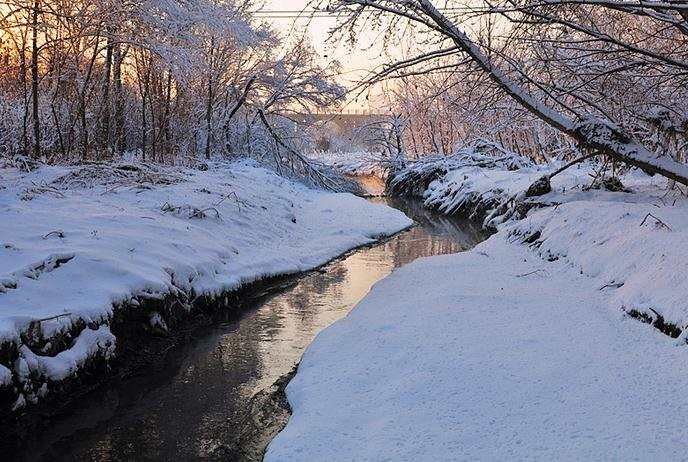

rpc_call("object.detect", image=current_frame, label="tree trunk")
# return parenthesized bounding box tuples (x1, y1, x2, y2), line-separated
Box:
(205, 37, 215, 160)
(163, 71, 172, 162)
(113, 45, 125, 155)
(99, 36, 114, 159)
(30, 0, 41, 159)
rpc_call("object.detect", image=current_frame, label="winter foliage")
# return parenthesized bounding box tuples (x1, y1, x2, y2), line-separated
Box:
(0, 0, 344, 171)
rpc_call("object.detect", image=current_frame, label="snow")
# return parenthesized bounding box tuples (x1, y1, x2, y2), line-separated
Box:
(509, 198, 688, 329)
(309, 150, 391, 178)
(267, 154, 688, 459)
(0, 364, 10, 386)
(18, 326, 116, 382)
(267, 215, 688, 460)
(390, 152, 587, 228)
(0, 159, 411, 402)
(149, 312, 169, 332)
(575, 116, 688, 185)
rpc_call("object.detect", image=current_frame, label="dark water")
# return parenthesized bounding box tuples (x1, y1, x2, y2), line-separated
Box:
(19, 198, 484, 461)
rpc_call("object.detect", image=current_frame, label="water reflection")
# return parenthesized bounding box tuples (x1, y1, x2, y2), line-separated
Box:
(349, 174, 386, 197)
(18, 199, 485, 461)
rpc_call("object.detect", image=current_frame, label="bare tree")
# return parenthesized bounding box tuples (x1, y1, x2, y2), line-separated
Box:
(0, 0, 344, 166)
(324, 0, 688, 185)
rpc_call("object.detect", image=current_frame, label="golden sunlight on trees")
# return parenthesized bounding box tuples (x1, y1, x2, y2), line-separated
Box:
(0, 0, 344, 165)
(326, 0, 688, 185)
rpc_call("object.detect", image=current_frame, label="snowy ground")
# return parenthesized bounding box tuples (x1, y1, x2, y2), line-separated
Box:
(267, 165, 688, 460)
(0, 159, 411, 410)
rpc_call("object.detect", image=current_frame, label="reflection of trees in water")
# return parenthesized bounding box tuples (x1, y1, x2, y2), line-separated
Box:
(239, 264, 351, 391)
(35, 310, 269, 461)
(383, 197, 488, 268)
(282, 264, 349, 326)
(83, 266, 352, 460)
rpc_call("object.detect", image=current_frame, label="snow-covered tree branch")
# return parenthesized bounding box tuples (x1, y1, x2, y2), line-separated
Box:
(324, 0, 688, 185)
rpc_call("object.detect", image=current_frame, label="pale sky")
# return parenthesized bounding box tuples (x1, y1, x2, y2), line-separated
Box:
(262, 0, 390, 111)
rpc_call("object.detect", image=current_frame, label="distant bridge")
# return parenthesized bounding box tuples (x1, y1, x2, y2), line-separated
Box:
(293, 112, 389, 151)
(297, 112, 387, 133)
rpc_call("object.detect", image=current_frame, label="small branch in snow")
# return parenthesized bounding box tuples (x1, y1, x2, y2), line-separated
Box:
(42, 229, 65, 239)
(214, 191, 248, 210)
(640, 213, 672, 231)
(647, 308, 661, 321)
(515, 269, 550, 278)
(161, 202, 222, 220)
(190, 207, 221, 219)
(33, 312, 73, 323)
(599, 282, 625, 290)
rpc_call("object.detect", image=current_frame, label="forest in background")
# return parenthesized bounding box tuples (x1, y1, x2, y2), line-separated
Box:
(0, 0, 344, 168)
(2, 0, 688, 190)
(331, 0, 688, 188)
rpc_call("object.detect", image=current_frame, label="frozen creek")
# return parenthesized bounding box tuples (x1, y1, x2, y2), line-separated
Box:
(15, 197, 485, 461)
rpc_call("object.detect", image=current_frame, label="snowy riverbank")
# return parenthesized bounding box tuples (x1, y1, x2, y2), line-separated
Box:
(0, 160, 412, 414)
(267, 166, 688, 460)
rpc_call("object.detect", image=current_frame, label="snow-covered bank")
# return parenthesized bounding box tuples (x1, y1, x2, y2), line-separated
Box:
(387, 151, 615, 229)
(388, 152, 688, 329)
(0, 160, 412, 413)
(510, 198, 688, 335)
(266, 155, 688, 459)
(309, 151, 391, 179)
(267, 201, 688, 459)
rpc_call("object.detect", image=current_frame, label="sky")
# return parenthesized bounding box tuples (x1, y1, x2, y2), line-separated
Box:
(261, 0, 389, 112)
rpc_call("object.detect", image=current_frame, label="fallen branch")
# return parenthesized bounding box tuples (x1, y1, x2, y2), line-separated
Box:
(34, 312, 73, 323)
(599, 282, 625, 290)
(515, 269, 550, 278)
(42, 229, 65, 239)
(257, 109, 343, 191)
(640, 212, 672, 231)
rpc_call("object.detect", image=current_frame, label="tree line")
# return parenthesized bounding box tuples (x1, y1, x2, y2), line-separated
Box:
(328, 0, 688, 186)
(0, 0, 343, 164)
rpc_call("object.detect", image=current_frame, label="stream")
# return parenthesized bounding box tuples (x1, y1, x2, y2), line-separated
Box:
(18, 197, 485, 461)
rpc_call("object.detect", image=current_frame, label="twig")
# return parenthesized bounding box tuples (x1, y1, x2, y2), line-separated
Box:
(42, 229, 65, 239)
(515, 269, 550, 278)
(190, 207, 221, 219)
(549, 153, 599, 180)
(599, 282, 624, 290)
(34, 312, 72, 323)
(214, 191, 247, 210)
(640, 212, 672, 231)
